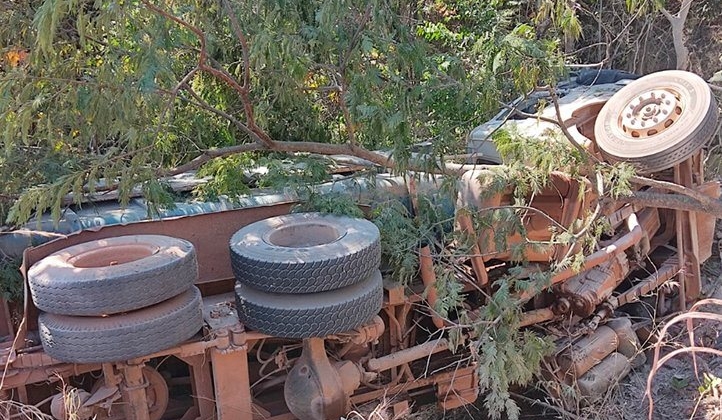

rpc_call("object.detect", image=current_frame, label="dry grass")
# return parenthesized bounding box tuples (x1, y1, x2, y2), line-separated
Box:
(0, 400, 54, 420)
(0, 380, 90, 420)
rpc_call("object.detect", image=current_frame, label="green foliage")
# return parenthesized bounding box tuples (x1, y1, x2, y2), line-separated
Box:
(370, 183, 456, 285)
(9, 172, 87, 226)
(535, 0, 583, 40)
(1, 0, 183, 224)
(294, 191, 364, 218)
(477, 24, 565, 96)
(494, 127, 586, 179)
(624, 0, 666, 13)
(432, 266, 465, 320)
(194, 154, 254, 201)
(598, 162, 635, 199)
(256, 155, 331, 189)
(371, 200, 422, 284)
(0, 257, 23, 302)
(141, 178, 177, 217)
(0, 0, 567, 226)
(474, 277, 555, 419)
(471, 127, 590, 211)
(473, 207, 527, 260)
(698, 372, 722, 396)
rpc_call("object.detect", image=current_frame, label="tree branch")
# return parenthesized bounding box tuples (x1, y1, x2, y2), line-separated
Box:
(221, 0, 251, 88)
(619, 190, 722, 218)
(629, 175, 718, 209)
(141, 0, 275, 149)
(155, 66, 200, 137)
(160, 143, 262, 177)
(335, 4, 374, 147)
(159, 140, 398, 177)
(661, 0, 693, 70)
(176, 84, 262, 144)
(546, 86, 602, 163)
(500, 94, 601, 164)
(339, 4, 374, 72)
(140, 1, 207, 64)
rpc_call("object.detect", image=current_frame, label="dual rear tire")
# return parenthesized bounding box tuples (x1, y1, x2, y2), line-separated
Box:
(230, 213, 383, 338)
(29, 235, 203, 364)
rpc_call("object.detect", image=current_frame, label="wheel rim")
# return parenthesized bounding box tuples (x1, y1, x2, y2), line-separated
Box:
(93, 366, 169, 420)
(263, 222, 344, 248)
(68, 243, 160, 268)
(619, 88, 682, 139)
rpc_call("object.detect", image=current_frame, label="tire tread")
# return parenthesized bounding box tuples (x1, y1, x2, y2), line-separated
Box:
(39, 287, 203, 363)
(235, 272, 383, 338)
(30, 238, 198, 316)
(231, 240, 380, 294)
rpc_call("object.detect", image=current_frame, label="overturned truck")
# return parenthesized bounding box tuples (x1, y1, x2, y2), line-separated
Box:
(1, 69, 720, 419)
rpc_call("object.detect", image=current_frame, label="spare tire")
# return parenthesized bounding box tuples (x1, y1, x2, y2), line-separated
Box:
(594, 70, 719, 174)
(39, 286, 203, 364)
(29, 235, 197, 316)
(235, 270, 383, 338)
(230, 213, 380, 293)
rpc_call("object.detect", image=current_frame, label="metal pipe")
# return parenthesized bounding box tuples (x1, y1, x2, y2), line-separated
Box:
(366, 339, 448, 373)
(516, 212, 642, 303)
(456, 211, 490, 287)
(419, 246, 445, 329)
(551, 213, 642, 286)
(518, 307, 555, 327)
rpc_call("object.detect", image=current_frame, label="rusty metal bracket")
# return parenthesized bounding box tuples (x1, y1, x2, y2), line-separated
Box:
(674, 157, 703, 306)
(119, 363, 150, 420)
(210, 342, 253, 419)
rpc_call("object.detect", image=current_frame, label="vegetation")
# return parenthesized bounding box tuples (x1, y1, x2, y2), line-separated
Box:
(1, 0, 722, 418)
(0, 257, 22, 302)
(0, 0, 571, 225)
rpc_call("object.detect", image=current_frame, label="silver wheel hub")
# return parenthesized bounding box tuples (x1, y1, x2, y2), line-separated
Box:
(620, 89, 681, 138)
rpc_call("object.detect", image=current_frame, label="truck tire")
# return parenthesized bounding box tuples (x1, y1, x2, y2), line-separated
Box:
(230, 213, 380, 293)
(235, 270, 383, 338)
(39, 287, 203, 363)
(595, 70, 718, 174)
(29, 235, 197, 316)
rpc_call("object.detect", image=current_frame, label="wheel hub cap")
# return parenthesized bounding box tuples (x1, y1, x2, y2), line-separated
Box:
(620, 89, 681, 138)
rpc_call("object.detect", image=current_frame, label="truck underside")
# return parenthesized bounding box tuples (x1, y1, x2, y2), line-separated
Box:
(1, 69, 721, 419)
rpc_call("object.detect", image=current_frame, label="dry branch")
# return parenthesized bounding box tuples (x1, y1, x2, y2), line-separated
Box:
(645, 300, 722, 420)
(618, 190, 722, 218)
(660, 0, 693, 70)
